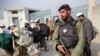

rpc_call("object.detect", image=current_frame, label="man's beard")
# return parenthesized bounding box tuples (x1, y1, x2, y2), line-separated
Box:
(62, 17, 69, 22)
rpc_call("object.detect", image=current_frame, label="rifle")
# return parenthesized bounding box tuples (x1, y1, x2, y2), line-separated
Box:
(59, 39, 71, 56)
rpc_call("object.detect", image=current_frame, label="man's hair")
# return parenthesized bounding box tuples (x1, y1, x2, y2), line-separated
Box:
(81, 15, 84, 17)
(58, 4, 71, 11)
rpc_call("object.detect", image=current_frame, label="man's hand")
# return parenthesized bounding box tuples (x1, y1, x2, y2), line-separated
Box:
(65, 53, 70, 56)
(57, 45, 65, 54)
(88, 41, 92, 45)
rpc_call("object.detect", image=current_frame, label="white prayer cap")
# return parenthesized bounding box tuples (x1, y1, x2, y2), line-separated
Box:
(9, 23, 15, 26)
(30, 20, 34, 23)
(76, 12, 83, 17)
(34, 19, 40, 23)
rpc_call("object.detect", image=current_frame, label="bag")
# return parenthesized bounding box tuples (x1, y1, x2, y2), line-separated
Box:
(0, 33, 12, 49)
(92, 26, 98, 39)
(27, 43, 40, 55)
(32, 28, 42, 43)
(39, 23, 50, 37)
(32, 23, 50, 43)
(17, 28, 33, 47)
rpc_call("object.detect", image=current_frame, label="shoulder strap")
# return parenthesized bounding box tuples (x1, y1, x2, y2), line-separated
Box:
(70, 18, 78, 27)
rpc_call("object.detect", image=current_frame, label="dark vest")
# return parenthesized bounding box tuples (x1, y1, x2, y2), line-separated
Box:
(58, 18, 78, 48)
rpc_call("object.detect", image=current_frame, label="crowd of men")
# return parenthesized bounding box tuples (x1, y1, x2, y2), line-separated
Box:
(0, 4, 98, 56)
(0, 18, 54, 56)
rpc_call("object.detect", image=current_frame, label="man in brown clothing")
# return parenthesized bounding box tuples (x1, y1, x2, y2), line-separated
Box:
(76, 12, 94, 56)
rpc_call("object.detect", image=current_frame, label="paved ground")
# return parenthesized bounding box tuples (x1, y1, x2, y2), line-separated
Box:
(0, 34, 100, 56)
(91, 33, 100, 56)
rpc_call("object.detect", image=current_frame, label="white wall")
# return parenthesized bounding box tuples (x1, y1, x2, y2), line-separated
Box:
(3, 8, 30, 28)
(88, 0, 100, 32)
(0, 19, 6, 25)
(3, 10, 11, 26)
(92, 4, 100, 32)
(18, 10, 26, 28)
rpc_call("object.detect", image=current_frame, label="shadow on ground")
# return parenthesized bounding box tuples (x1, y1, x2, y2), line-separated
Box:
(91, 42, 100, 56)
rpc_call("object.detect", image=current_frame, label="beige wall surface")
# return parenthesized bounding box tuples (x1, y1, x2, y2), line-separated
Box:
(89, 4, 100, 32)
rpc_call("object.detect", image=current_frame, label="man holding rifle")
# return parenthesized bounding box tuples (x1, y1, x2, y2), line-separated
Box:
(52, 4, 85, 56)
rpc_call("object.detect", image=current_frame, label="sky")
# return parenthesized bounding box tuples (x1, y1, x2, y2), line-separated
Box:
(0, 0, 100, 18)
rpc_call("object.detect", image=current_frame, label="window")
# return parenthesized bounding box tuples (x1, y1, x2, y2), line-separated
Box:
(12, 11, 18, 14)
(12, 17, 20, 28)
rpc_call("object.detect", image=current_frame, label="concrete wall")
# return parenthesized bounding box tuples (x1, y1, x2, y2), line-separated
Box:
(88, 0, 100, 32)
(3, 8, 30, 28)
(92, 4, 100, 32)
(3, 10, 11, 26)
(18, 10, 26, 28)
(0, 19, 7, 26)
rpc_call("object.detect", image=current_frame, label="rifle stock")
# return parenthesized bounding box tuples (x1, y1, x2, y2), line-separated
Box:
(59, 39, 71, 56)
